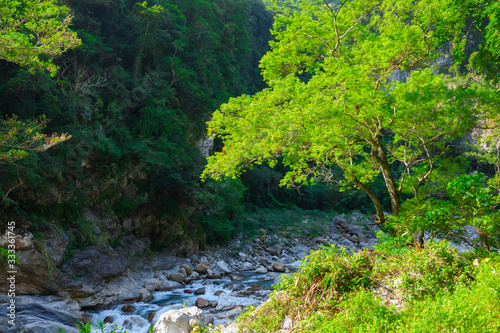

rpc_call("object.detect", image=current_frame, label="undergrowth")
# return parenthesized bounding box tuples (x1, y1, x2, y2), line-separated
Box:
(236, 242, 500, 332)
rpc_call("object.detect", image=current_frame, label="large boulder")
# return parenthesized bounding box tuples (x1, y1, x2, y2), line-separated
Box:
(0, 302, 84, 333)
(153, 306, 205, 333)
(67, 246, 128, 279)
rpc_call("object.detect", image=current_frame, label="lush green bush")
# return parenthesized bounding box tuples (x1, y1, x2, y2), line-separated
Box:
(236, 242, 493, 332)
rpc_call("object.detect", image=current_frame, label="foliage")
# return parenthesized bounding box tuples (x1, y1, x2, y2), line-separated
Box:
(0, 0, 81, 76)
(0, 0, 274, 246)
(0, 115, 70, 163)
(203, 0, 487, 226)
(387, 172, 500, 251)
(237, 243, 492, 333)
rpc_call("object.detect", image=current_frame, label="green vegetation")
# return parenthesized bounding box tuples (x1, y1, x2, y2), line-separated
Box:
(202, 0, 500, 227)
(236, 242, 500, 332)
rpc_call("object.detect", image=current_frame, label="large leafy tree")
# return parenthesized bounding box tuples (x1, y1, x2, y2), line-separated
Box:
(202, 0, 484, 224)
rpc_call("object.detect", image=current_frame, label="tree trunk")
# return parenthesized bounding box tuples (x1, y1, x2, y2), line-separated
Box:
(350, 175, 386, 225)
(371, 138, 401, 216)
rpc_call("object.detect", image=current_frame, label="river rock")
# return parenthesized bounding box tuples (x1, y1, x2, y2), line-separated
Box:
(292, 245, 310, 260)
(265, 244, 283, 256)
(147, 311, 156, 323)
(195, 297, 210, 308)
(194, 288, 206, 295)
(272, 263, 286, 272)
(153, 306, 205, 333)
(122, 304, 136, 313)
(357, 232, 369, 244)
(230, 274, 244, 282)
(287, 260, 301, 271)
(169, 272, 186, 283)
(216, 293, 256, 311)
(188, 271, 200, 280)
(242, 262, 254, 270)
(104, 316, 114, 323)
(180, 264, 193, 275)
(194, 261, 212, 274)
(216, 260, 232, 274)
(255, 267, 267, 274)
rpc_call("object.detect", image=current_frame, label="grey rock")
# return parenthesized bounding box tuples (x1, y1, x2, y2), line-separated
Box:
(216, 260, 232, 274)
(68, 246, 128, 279)
(255, 267, 267, 274)
(265, 244, 283, 256)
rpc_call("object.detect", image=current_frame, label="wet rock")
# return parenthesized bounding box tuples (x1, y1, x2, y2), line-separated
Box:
(104, 316, 114, 323)
(210, 301, 218, 308)
(229, 274, 244, 282)
(265, 244, 283, 256)
(214, 290, 225, 296)
(147, 311, 156, 323)
(194, 288, 206, 295)
(188, 271, 201, 280)
(216, 293, 259, 311)
(207, 269, 222, 279)
(184, 289, 193, 294)
(121, 304, 136, 313)
(195, 298, 210, 308)
(272, 263, 286, 272)
(242, 262, 254, 270)
(154, 306, 205, 333)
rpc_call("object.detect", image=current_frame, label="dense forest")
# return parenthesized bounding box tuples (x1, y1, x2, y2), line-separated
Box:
(2, 0, 500, 332)
(0, 0, 397, 253)
(0, 0, 278, 251)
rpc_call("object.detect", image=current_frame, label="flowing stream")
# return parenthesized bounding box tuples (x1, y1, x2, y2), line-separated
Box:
(89, 272, 277, 333)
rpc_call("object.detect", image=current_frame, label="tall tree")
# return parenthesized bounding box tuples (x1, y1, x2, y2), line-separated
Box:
(202, 0, 482, 224)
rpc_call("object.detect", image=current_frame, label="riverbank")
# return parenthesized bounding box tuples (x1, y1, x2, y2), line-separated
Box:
(0, 210, 381, 332)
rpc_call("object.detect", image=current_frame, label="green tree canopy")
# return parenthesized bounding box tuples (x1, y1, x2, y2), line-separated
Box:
(202, 0, 491, 224)
(0, 0, 80, 76)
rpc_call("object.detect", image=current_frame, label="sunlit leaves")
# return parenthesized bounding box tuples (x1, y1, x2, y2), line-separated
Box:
(0, 0, 81, 76)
